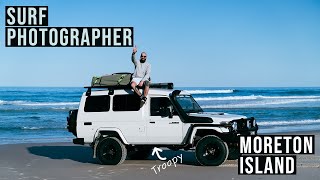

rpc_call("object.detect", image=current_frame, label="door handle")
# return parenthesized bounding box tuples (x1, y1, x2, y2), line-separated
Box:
(169, 122, 179, 124)
(84, 122, 92, 125)
(149, 121, 155, 124)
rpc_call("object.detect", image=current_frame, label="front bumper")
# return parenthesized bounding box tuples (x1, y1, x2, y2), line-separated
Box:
(221, 117, 258, 143)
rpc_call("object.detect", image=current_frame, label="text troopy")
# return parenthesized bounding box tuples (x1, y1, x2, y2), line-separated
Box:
(151, 154, 183, 175)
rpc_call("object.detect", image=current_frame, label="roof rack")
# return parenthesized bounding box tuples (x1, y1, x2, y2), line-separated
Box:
(84, 82, 174, 96)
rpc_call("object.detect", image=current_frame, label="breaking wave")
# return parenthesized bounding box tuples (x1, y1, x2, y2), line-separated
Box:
(259, 119, 320, 126)
(0, 126, 66, 131)
(0, 100, 78, 106)
(195, 95, 320, 101)
(22, 126, 43, 130)
(0, 100, 25, 105)
(185, 89, 235, 94)
(21, 102, 79, 106)
(201, 98, 320, 108)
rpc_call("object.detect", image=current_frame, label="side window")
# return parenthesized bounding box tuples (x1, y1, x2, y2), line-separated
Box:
(113, 95, 141, 111)
(84, 95, 110, 112)
(151, 97, 177, 116)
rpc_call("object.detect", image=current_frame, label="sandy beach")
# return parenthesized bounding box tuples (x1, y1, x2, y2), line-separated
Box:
(0, 132, 319, 180)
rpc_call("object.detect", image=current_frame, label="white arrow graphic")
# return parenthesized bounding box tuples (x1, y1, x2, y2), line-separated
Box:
(152, 147, 167, 160)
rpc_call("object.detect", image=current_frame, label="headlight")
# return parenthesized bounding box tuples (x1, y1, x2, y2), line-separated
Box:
(232, 121, 237, 131)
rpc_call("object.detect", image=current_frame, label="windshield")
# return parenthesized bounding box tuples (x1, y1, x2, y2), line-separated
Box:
(176, 95, 203, 113)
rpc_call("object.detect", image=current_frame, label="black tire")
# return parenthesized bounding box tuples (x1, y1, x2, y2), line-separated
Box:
(227, 147, 240, 160)
(67, 110, 78, 136)
(127, 147, 152, 160)
(96, 137, 127, 165)
(195, 135, 229, 166)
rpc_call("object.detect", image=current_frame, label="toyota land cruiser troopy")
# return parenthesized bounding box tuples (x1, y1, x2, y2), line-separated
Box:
(67, 83, 258, 166)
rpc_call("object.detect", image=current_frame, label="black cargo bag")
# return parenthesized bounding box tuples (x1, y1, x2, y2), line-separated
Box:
(91, 73, 132, 87)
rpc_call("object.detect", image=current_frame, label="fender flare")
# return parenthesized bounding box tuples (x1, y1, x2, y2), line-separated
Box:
(189, 127, 223, 144)
(93, 128, 129, 144)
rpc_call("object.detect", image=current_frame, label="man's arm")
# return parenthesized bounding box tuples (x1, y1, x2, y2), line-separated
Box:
(141, 64, 151, 82)
(132, 46, 138, 65)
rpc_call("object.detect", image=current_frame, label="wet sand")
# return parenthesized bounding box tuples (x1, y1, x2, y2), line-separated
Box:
(0, 133, 319, 180)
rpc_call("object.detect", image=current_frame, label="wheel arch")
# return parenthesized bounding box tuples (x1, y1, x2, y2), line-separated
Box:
(93, 128, 129, 145)
(189, 127, 225, 145)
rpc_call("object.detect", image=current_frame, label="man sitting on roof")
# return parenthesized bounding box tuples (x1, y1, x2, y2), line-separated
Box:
(131, 46, 151, 103)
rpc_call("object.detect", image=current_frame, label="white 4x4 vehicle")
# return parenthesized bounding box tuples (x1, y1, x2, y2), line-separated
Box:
(67, 83, 258, 166)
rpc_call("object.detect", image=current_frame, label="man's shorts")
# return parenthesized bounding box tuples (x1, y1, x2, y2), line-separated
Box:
(131, 78, 143, 84)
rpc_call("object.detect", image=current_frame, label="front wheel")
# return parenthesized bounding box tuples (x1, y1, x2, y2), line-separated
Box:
(96, 137, 127, 165)
(195, 135, 229, 166)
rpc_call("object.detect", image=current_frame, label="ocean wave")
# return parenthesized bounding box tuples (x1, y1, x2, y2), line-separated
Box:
(283, 89, 320, 95)
(0, 137, 73, 145)
(196, 96, 256, 101)
(259, 119, 320, 126)
(0, 100, 26, 105)
(195, 95, 320, 101)
(29, 116, 41, 119)
(51, 107, 77, 110)
(0, 126, 66, 131)
(185, 89, 235, 94)
(201, 98, 320, 108)
(0, 106, 77, 112)
(21, 102, 79, 106)
(0, 100, 78, 106)
(22, 126, 43, 130)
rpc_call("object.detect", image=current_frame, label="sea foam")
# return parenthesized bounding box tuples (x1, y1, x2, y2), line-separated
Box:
(0, 100, 78, 106)
(185, 89, 235, 94)
(195, 95, 320, 101)
(201, 98, 320, 108)
(258, 119, 320, 126)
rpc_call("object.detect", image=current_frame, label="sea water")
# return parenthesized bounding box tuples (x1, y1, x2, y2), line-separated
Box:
(0, 87, 319, 144)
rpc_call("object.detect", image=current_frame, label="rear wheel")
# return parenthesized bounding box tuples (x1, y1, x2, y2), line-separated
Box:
(96, 137, 127, 165)
(195, 135, 229, 166)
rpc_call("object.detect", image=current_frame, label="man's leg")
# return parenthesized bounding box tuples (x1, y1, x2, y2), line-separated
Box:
(131, 81, 142, 96)
(143, 80, 150, 97)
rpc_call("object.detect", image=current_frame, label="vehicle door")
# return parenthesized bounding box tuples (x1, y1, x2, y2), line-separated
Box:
(147, 97, 183, 144)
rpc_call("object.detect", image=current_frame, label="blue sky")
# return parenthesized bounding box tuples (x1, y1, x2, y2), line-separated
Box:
(1, 0, 319, 87)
